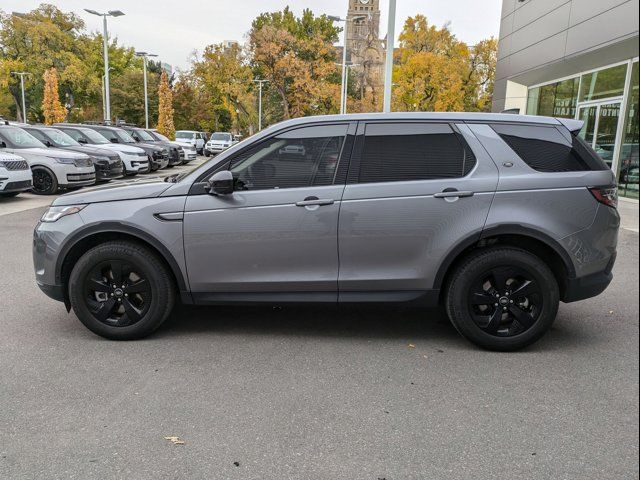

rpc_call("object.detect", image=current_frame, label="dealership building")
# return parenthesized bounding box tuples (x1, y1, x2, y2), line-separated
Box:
(493, 0, 639, 198)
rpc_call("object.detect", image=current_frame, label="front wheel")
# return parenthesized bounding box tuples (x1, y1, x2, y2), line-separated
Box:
(69, 241, 175, 340)
(445, 247, 559, 351)
(31, 166, 58, 195)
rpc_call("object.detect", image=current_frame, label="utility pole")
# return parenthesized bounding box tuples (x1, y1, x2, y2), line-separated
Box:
(254, 80, 268, 131)
(136, 52, 158, 128)
(10, 72, 31, 123)
(383, 0, 397, 113)
(84, 9, 125, 124)
(329, 14, 366, 115)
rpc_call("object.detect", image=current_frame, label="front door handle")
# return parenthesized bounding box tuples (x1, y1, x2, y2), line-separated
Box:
(295, 196, 335, 207)
(434, 190, 474, 199)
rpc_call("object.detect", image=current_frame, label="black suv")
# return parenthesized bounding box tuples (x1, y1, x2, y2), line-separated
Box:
(121, 126, 183, 167)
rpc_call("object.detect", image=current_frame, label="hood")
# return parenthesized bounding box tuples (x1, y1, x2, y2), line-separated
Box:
(136, 142, 165, 152)
(0, 151, 25, 161)
(58, 145, 118, 159)
(52, 178, 172, 206)
(98, 143, 146, 154)
(14, 147, 89, 159)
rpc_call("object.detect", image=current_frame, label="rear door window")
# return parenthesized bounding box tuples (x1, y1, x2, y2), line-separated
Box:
(491, 124, 608, 172)
(356, 123, 476, 184)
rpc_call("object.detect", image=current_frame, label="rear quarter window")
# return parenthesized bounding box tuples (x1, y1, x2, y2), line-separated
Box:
(491, 124, 608, 172)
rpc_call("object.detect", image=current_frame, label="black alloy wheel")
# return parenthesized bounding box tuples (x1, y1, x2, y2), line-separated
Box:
(468, 266, 542, 337)
(445, 247, 559, 351)
(84, 259, 152, 327)
(69, 241, 175, 340)
(31, 167, 57, 195)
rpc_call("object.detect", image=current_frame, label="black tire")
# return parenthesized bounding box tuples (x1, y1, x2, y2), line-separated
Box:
(68, 241, 175, 340)
(31, 166, 58, 195)
(0, 192, 20, 198)
(445, 247, 559, 351)
(204, 151, 211, 157)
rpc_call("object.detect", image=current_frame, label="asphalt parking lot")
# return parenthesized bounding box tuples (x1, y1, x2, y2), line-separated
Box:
(0, 176, 638, 478)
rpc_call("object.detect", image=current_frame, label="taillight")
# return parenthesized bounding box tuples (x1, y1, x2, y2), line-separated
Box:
(588, 186, 618, 208)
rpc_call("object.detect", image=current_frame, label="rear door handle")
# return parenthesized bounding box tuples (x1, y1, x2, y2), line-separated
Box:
(295, 196, 335, 207)
(433, 190, 474, 199)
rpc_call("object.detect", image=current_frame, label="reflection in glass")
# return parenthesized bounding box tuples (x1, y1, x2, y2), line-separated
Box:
(579, 64, 627, 102)
(619, 62, 639, 199)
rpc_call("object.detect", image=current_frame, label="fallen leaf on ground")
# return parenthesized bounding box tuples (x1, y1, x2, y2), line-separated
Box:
(408, 344, 415, 348)
(164, 436, 186, 445)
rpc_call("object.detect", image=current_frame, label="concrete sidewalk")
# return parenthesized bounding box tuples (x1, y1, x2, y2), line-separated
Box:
(619, 198, 639, 233)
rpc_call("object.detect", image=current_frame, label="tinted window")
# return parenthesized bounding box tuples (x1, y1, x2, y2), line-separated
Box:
(229, 124, 348, 190)
(492, 124, 607, 172)
(24, 129, 49, 144)
(357, 123, 476, 183)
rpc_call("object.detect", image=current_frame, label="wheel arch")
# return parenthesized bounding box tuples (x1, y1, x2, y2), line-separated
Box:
(56, 223, 190, 308)
(435, 225, 575, 302)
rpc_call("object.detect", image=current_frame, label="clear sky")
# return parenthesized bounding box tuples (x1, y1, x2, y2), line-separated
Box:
(2, 1, 503, 71)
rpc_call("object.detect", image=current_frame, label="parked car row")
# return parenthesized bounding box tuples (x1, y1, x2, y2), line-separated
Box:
(174, 130, 239, 157)
(0, 122, 199, 196)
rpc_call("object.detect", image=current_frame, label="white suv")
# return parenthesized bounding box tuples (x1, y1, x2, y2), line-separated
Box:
(56, 125, 150, 175)
(0, 151, 32, 197)
(205, 132, 235, 156)
(175, 130, 205, 155)
(0, 125, 95, 195)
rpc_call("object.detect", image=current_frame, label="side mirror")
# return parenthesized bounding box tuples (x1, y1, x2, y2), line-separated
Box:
(0, 141, 6, 149)
(206, 170, 234, 195)
(78, 138, 88, 144)
(46, 140, 53, 147)
(110, 138, 118, 143)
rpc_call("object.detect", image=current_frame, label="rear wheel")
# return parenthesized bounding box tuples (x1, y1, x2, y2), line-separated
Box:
(445, 247, 559, 351)
(69, 241, 175, 340)
(31, 166, 58, 195)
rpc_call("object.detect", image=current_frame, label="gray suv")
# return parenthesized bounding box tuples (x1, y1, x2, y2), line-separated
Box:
(33, 113, 620, 350)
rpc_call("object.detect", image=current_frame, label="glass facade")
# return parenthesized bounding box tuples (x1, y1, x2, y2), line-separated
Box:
(527, 61, 640, 198)
(619, 62, 639, 198)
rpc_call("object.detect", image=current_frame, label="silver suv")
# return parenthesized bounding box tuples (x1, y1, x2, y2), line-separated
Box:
(33, 113, 620, 350)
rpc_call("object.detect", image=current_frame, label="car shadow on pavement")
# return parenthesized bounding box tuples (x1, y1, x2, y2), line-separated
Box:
(158, 304, 457, 342)
(153, 303, 593, 352)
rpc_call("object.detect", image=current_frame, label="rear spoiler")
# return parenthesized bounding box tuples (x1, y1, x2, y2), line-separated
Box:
(557, 118, 584, 134)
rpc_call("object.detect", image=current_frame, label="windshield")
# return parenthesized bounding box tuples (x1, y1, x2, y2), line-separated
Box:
(46, 129, 81, 147)
(152, 131, 170, 142)
(96, 127, 136, 144)
(0, 127, 46, 148)
(115, 129, 137, 144)
(133, 129, 156, 141)
(80, 128, 110, 144)
(211, 133, 232, 141)
(176, 131, 195, 139)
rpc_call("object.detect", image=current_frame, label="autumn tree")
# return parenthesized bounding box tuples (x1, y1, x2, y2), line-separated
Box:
(42, 67, 67, 124)
(157, 70, 175, 139)
(392, 15, 497, 112)
(249, 8, 341, 122)
(191, 42, 255, 132)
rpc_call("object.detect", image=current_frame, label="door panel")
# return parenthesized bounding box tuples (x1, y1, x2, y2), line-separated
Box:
(184, 185, 344, 294)
(183, 123, 353, 297)
(338, 123, 498, 295)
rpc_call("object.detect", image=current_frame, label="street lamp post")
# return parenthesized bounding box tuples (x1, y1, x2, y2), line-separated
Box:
(10, 72, 30, 123)
(84, 9, 125, 124)
(329, 14, 366, 115)
(136, 52, 158, 128)
(254, 79, 268, 131)
(383, 0, 397, 113)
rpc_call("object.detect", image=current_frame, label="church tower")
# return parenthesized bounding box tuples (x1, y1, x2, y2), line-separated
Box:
(345, 0, 385, 96)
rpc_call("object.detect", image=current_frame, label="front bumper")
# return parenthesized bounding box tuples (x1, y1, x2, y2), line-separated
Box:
(0, 168, 33, 192)
(95, 162, 125, 181)
(36, 281, 65, 302)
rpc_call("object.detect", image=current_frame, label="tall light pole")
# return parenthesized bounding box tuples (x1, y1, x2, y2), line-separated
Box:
(383, 0, 397, 113)
(329, 14, 366, 115)
(136, 52, 158, 128)
(334, 63, 360, 114)
(84, 9, 125, 124)
(10, 72, 30, 123)
(254, 79, 268, 131)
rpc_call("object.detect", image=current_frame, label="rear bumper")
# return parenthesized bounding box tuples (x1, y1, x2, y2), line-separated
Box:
(563, 252, 616, 303)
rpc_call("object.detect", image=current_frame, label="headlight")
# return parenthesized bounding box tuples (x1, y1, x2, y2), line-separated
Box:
(41, 204, 87, 223)
(51, 157, 76, 164)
